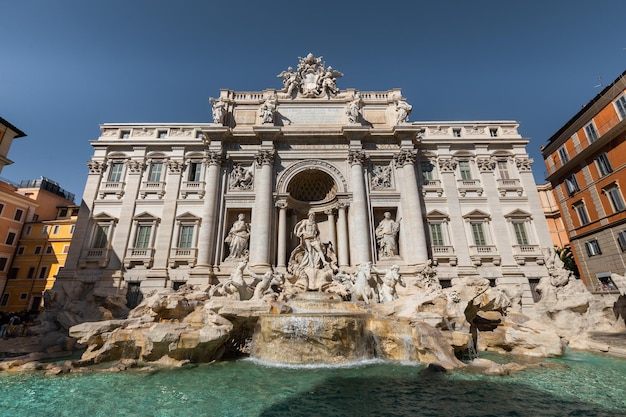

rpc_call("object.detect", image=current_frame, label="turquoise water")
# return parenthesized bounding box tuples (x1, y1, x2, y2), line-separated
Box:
(0, 351, 625, 417)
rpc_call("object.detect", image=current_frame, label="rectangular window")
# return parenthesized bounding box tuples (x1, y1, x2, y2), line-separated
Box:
(489, 128, 498, 137)
(59, 208, 68, 218)
(17, 246, 25, 255)
(52, 225, 59, 235)
(7, 267, 18, 279)
(45, 246, 53, 254)
(452, 128, 461, 137)
(565, 175, 580, 196)
(24, 225, 31, 235)
(558, 146, 569, 164)
(134, 225, 152, 248)
(148, 163, 163, 182)
(615, 95, 626, 120)
(27, 267, 36, 279)
(617, 230, 626, 251)
(421, 162, 435, 181)
(5, 232, 16, 245)
(178, 225, 194, 248)
(158, 130, 168, 138)
(14, 209, 23, 221)
(574, 203, 590, 226)
(108, 162, 124, 182)
(188, 162, 202, 182)
(459, 161, 472, 180)
(585, 122, 599, 143)
(513, 222, 529, 245)
(1, 294, 9, 306)
(34, 246, 42, 255)
(120, 130, 130, 139)
(471, 222, 487, 246)
(0, 257, 7, 271)
(38, 266, 48, 279)
(42, 226, 48, 235)
(606, 186, 626, 212)
(497, 160, 510, 179)
(63, 245, 70, 254)
(0, 203, 4, 215)
(70, 225, 75, 235)
(91, 225, 109, 248)
(429, 223, 445, 246)
(585, 240, 602, 257)
(19, 293, 27, 300)
(596, 153, 613, 176)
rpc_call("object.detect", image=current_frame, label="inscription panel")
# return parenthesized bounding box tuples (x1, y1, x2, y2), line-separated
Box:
(279, 106, 344, 125)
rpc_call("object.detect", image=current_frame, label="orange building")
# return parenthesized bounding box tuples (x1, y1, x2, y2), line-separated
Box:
(537, 183, 569, 249)
(542, 70, 626, 291)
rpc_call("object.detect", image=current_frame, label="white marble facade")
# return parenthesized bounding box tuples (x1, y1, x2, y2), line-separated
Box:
(57, 54, 553, 309)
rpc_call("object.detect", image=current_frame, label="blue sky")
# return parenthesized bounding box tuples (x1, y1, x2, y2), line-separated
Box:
(2, 0, 626, 199)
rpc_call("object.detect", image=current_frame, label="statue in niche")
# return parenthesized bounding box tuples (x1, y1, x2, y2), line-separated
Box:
(394, 96, 412, 125)
(346, 92, 362, 124)
(287, 211, 337, 291)
(293, 211, 329, 270)
(371, 164, 392, 189)
(224, 213, 250, 261)
(229, 164, 254, 190)
(372, 264, 405, 303)
(375, 212, 401, 259)
(209, 97, 227, 125)
(259, 95, 277, 124)
(277, 67, 301, 97)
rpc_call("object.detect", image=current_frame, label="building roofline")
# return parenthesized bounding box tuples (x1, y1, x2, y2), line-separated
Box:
(0, 117, 27, 138)
(545, 69, 626, 147)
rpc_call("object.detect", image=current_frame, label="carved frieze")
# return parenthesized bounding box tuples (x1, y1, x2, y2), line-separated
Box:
(134, 128, 155, 137)
(169, 128, 194, 137)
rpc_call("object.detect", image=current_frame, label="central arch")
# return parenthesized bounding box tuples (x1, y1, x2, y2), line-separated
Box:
(276, 159, 347, 195)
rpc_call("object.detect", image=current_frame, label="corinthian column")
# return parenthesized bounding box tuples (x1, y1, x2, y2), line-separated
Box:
(196, 151, 222, 268)
(249, 149, 275, 269)
(394, 149, 428, 264)
(348, 150, 371, 265)
(276, 200, 288, 271)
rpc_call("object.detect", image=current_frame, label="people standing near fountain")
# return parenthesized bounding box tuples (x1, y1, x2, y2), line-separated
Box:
(372, 264, 404, 302)
(225, 213, 250, 261)
(375, 212, 400, 259)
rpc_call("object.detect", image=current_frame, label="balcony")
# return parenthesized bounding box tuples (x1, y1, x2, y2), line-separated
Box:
(469, 245, 501, 266)
(140, 181, 166, 199)
(512, 244, 544, 265)
(497, 178, 523, 197)
(180, 181, 205, 199)
(430, 245, 457, 266)
(421, 179, 444, 197)
(125, 247, 155, 268)
(99, 181, 125, 199)
(79, 247, 110, 268)
(457, 179, 483, 197)
(169, 247, 198, 268)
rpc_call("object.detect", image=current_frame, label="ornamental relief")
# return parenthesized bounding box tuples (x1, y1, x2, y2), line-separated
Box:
(370, 163, 393, 190)
(515, 157, 533, 172)
(476, 157, 496, 173)
(438, 157, 458, 172)
(229, 163, 254, 191)
(87, 161, 106, 175)
(393, 149, 417, 167)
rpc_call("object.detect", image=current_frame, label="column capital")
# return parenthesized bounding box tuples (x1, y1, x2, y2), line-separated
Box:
(437, 157, 458, 172)
(348, 149, 367, 166)
(393, 149, 417, 167)
(255, 149, 275, 166)
(275, 199, 288, 209)
(126, 159, 145, 174)
(476, 156, 496, 173)
(206, 151, 223, 166)
(167, 160, 184, 174)
(515, 157, 533, 172)
(87, 161, 106, 175)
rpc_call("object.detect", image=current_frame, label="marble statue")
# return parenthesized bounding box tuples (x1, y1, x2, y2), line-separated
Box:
(277, 66, 300, 96)
(320, 66, 342, 96)
(209, 260, 253, 300)
(346, 92, 362, 124)
(372, 264, 405, 303)
(210, 97, 227, 125)
(394, 97, 412, 125)
(292, 211, 329, 270)
(224, 213, 250, 261)
(229, 164, 254, 190)
(246, 267, 284, 300)
(375, 212, 400, 259)
(259, 95, 277, 124)
(351, 262, 377, 304)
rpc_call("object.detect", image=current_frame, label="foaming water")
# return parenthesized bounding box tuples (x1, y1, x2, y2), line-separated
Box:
(0, 351, 624, 417)
(245, 356, 389, 369)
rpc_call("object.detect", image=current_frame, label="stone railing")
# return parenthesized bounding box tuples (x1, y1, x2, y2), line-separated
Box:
(99, 181, 125, 199)
(79, 247, 110, 268)
(431, 245, 457, 266)
(169, 248, 198, 267)
(140, 181, 166, 198)
(180, 181, 206, 198)
(457, 179, 483, 197)
(125, 248, 155, 268)
(469, 245, 500, 266)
